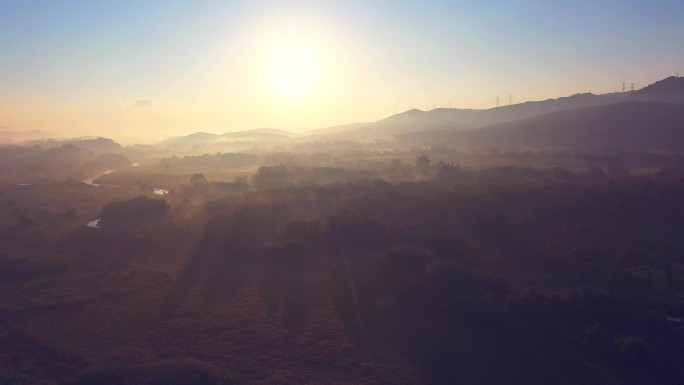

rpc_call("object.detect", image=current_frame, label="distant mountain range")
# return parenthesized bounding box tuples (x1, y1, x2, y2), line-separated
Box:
(22, 137, 123, 154)
(109, 75, 684, 151)
(4, 76, 684, 152)
(626, 76, 684, 104)
(319, 76, 684, 141)
(316, 92, 627, 140)
(0, 129, 54, 143)
(399, 101, 684, 150)
(160, 90, 630, 146)
(158, 128, 292, 149)
(394, 76, 684, 150)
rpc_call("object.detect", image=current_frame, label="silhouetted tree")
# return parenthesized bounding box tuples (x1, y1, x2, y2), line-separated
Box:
(435, 161, 460, 178)
(415, 155, 431, 175)
(99, 195, 170, 229)
(190, 173, 208, 185)
(251, 165, 289, 189)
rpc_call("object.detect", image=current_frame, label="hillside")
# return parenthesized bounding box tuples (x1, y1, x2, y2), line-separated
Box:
(22, 136, 123, 154)
(158, 129, 293, 150)
(149, 76, 684, 145)
(0, 129, 54, 143)
(399, 101, 684, 150)
(627, 76, 684, 104)
(157, 132, 221, 148)
(305, 122, 371, 136)
(319, 92, 625, 140)
(309, 76, 684, 141)
(220, 128, 292, 139)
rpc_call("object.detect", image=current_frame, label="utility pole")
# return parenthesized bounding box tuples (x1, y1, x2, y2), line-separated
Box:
(496, 96, 499, 108)
(622, 82, 626, 93)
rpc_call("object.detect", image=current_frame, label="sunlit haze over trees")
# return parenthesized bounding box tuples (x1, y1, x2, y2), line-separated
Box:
(2, 1, 684, 384)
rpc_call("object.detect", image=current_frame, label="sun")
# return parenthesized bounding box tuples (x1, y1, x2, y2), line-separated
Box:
(268, 42, 321, 99)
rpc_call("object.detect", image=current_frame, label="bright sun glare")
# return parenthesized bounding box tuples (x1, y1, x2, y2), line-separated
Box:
(268, 42, 321, 99)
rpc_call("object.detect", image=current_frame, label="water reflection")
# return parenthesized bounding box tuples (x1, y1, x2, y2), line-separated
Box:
(83, 170, 115, 187)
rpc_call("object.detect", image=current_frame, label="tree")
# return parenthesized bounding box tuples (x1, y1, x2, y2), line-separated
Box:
(435, 161, 460, 178)
(251, 165, 289, 189)
(99, 195, 170, 229)
(415, 155, 431, 175)
(190, 173, 207, 185)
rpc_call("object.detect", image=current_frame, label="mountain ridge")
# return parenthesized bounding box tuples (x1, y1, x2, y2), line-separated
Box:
(398, 101, 684, 150)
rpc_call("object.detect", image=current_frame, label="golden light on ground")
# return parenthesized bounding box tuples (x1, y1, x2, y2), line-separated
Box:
(267, 41, 322, 100)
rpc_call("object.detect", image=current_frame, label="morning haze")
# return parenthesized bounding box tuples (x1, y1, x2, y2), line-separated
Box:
(2, 1, 683, 141)
(2, 1, 684, 384)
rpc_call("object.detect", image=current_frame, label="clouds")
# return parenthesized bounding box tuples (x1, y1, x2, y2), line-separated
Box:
(121, 99, 155, 109)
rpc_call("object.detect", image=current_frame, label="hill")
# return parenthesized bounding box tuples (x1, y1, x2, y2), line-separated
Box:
(627, 76, 684, 104)
(157, 128, 293, 152)
(399, 101, 684, 150)
(305, 122, 371, 136)
(22, 136, 123, 154)
(0, 129, 54, 143)
(157, 132, 221, 148)
(322, 92, 625, 140)
(220, 128, 291, 139)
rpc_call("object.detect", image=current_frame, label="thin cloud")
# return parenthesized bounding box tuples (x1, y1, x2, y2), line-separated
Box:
(121, 99, 155, 109)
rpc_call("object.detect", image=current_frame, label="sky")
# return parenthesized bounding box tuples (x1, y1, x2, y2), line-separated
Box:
(1, 0, 683, 142)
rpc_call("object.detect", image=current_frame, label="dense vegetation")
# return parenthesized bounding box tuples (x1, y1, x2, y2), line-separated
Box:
(2, 153, 684, 384)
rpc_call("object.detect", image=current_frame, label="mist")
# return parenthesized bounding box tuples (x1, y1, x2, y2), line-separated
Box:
(3, 2, 684, 384)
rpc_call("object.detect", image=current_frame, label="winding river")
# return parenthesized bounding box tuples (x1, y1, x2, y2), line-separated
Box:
(86, 219, 101, 228)
(82, 169, 115, 187)
(82, 167, 169, 229)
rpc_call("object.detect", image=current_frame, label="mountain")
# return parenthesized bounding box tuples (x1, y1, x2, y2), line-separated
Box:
(332, 76, 683, 141)
(0, 129, 54, 143)
(320, 92, 626, 140)
(220, 128, 291, 139)
(22, 136, 123, 154)
(399, 101, 684, 150)
(152, 76, 684, 148)
(305, 122, 371, 136)
(627, 76, 684, 104)
(157, 128, 293, 150)
(157, 132, 221, 148)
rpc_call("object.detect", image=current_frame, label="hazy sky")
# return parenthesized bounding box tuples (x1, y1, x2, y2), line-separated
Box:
(1, 0, 683, 141)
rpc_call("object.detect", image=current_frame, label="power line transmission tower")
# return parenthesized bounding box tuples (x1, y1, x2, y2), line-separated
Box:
(630, 83, 634, 92)
(496, 96, 499, 107)
(622, 82, 626, 92)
